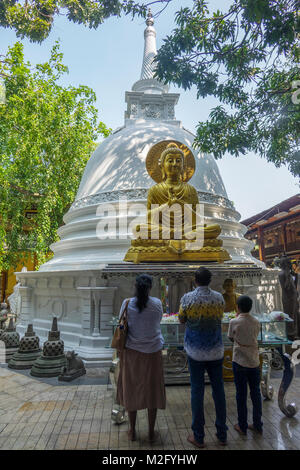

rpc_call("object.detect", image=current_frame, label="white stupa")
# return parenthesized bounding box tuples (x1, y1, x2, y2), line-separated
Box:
(16, 12, 280, 366)
(39, 10, 260, 273)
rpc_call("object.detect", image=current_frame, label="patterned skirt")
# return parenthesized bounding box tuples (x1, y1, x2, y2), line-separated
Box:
(116, 348, 166, 412)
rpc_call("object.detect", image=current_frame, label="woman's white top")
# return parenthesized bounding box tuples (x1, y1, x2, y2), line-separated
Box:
(119, 296, 164, 353)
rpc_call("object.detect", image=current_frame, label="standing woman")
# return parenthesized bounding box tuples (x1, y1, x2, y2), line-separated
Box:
(117, 274, 166, 442)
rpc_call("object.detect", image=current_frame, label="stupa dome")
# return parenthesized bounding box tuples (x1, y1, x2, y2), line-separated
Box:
(39, 10, 262, 272)
(76, 122, 228, 200)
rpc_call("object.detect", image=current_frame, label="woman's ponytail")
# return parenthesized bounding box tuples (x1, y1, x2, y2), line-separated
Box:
(135, 274, 152, 312)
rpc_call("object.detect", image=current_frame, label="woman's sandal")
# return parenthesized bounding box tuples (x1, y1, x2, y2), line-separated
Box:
(148, 430, 159, 443)
(248, 424, 263, 434)
(127, 429, 136, 441)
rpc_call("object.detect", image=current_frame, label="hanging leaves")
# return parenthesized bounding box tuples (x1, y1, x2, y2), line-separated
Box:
(154, 0, 300, 177)
(0, 41, 111, 270)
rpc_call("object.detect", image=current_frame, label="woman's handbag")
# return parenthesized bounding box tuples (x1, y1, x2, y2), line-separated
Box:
(111, 299, 130, 351)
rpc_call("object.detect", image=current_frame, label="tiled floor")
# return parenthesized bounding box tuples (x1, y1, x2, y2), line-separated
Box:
(0, 366, 299, 450)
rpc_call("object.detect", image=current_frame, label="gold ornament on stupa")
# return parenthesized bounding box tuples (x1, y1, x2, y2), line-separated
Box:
(124, 141, 231, 263)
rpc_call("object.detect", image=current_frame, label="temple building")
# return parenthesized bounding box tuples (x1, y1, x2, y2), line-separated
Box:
(241, 194, 300, 266)
(0, 208, 37, 302)
(37, 11, 258, 272)
(2, 11, 258, 302)
(12, 12, 281, 366)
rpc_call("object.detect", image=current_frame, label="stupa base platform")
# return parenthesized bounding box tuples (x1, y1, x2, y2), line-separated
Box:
(124, 250, 231, 264)
(5, 348, 19, 364)
(102, 261, 259, 275)
(15, 262, 282, 368)
(30, 354, 67, 378)
(8, 350, 41, 370)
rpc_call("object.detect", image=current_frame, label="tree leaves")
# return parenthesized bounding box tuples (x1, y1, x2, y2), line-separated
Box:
(0, 41, 111, 270)
(154, 0, 300, 178)
(0, 0, 147, 43)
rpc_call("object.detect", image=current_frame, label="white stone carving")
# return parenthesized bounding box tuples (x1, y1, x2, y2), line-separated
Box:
(70, 189, 235, 211)
(141, 103, 163, 119)
(7, 282, 21, 317)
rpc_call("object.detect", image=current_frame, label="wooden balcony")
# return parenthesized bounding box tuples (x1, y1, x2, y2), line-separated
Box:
(264, 245, 284, 257)
(286, 241, 300, 254)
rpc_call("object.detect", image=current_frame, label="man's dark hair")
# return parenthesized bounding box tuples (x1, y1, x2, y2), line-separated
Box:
(195, 267, 212, 286)
(237, 295, 253, 313)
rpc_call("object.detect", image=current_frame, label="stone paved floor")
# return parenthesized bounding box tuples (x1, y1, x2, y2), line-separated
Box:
(0, 366, 299, 451)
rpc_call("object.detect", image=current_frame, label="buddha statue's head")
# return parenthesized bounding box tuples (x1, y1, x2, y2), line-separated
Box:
(159, 142, 185, 181)
(223, 278, 236, 293)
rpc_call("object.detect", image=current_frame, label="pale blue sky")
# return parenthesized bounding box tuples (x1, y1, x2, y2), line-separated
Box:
(1, 0, 298, 219)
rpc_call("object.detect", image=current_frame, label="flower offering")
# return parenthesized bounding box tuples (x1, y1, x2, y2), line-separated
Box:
(162, 312, 179, 323)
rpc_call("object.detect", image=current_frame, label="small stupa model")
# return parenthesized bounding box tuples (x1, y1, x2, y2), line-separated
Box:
(1, 317, 20, 363)
(31, 317, 66, 377)
(8, 324, 41, 370)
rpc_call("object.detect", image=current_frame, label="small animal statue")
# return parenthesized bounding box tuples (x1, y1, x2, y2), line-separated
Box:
(59, 350, 86, 381)
(65, 350, 84, 373)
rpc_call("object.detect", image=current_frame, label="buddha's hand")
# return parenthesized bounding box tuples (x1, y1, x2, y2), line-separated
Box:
(167, 198, 183, 207)
(150, 202, 170, 213)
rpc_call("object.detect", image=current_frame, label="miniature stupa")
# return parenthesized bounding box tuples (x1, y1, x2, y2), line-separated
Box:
(31, 317, 66, 377)
(8, 324, 41, 369)
(1, 317, 20, 363)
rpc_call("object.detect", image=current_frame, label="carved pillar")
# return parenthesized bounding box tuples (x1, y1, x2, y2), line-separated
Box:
(104, 274, 135, 318)
(178, 276, 191, 303)
(167, 277, 178, 313)
(77, 287, 117, 337)
(92, 291, 101, 337)
(151, 275, 161, 300)
(18, 286, 33, 326)
(78, 289, 92, 337)
(164, 275, 192, 314)
(282, 223, 287, 254)
(258, 226, 265, 262)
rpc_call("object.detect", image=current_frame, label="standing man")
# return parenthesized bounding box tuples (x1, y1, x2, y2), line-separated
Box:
(179, 267, 227, 448)
(228, 295, 263, 435)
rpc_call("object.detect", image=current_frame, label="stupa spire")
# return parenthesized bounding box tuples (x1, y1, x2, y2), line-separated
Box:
(125, 7, 177, 120)
(131, 8, 168, 94)
(140, 9, 157, 80)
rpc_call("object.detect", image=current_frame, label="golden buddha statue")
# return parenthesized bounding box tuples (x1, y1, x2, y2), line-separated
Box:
(124, 141, 231, 263)
(222, 278, 241, 312)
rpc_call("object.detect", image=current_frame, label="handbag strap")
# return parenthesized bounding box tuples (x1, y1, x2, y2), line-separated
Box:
(119, 299, 130, 323)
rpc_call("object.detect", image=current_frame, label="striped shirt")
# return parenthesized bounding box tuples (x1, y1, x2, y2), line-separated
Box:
(179, 286, 225, 361)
